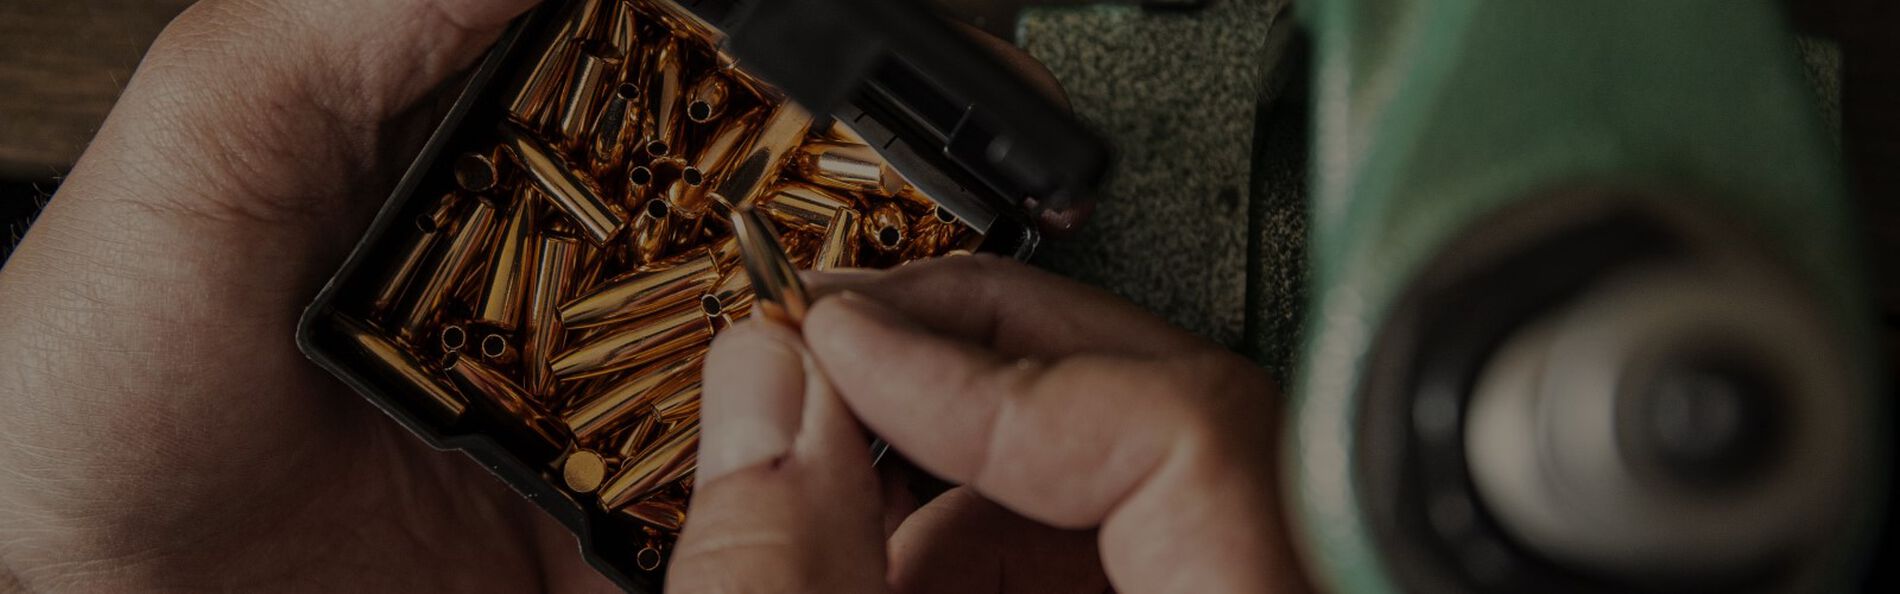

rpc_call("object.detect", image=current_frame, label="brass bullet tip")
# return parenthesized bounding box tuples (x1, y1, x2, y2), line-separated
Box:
(730, 207, 810, 326)
(564, 449, 609, 493)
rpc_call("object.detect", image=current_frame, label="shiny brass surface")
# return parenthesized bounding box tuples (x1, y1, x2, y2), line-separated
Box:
(682, 107, 764, 216)
(626, 197, 674, 266)
(526, 233, 581, 397)
(907, 206, 965, 259)
(588, 83, 642, 180)
(549, 302, 711, 380)
(444, 353, 568, 453)
(562, 351, 701, 443)
(617, 413, 662, 459)
(398, 199, 499, 343)
(713, 102, 812, 211)
(335, 314, 469, 422)
(791, 141, 900, 195)
(686, 73, 731, 123)
(561, 247, 719, 329)
(478, 195, 537, 329)
(757, 182, 850, 233)
(619, 498, 686, 531)
(867, 202, 910, 254)
(814, 209, 862, 271)
(369, 227, 442, 316)
(500, 124, 626, 245)
(558, 46, 622, 152)
(704, 263, 753, 318)
(731, 207, 811, 326)
(564, 449, 610, 494)
(604, 0, 640, 58)
(639, 37, 684, 157)
(598, 423, 699, 510)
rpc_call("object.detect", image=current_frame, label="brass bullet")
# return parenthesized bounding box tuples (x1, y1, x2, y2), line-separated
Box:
(444, 353, 569, 456)
(617, 413, 662, 459)
(560, 247, 719, 329)
(907, 206, 965, 259)
(791, 141, 901, 195)
(500, 124, 626, 246)
(757, 182, 851, 233)
(703, 264, 753, 318)
(398, 200, 499, 343)
(814, 209, 862, 271)
(652, 383, 700, 423)
(368, 227, 441, 316)
(588, 83, 643, 180)
(505, 38, 575, 128)
(712, 102, 813, 211)
(867, 202, 910, 254)
(708, 235, 742, 277)
(640, 37, 685, 158)
(682, 107, 764, 216)
(558, 45, 623, 153)
(332, 314, 468, 422)
(564, 449, 610, 494)
(686, 73, 731, 123)
(549, 302, 713, 380)
(598, 423, 700, 510)
(477, 195, 537, 330)
(440, 323, 470, 354)
(562, 351, 702, 443)
(480, 332, 519, 365)
(604, 0, 641, 58)
(526, 233, 581, 398)
(663, 168, 713, 221)
(731, 207, 813, 326)
(618, 498, 686, 531)
(625, 198, 674, 267)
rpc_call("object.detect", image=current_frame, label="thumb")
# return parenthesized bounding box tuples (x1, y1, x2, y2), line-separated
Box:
(668, 320, 887, 593)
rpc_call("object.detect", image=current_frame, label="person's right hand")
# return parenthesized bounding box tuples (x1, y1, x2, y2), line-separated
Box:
(669, 254, 1308, 593)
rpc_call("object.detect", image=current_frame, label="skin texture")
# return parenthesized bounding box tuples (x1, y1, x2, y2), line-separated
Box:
(674, 257, 1308, 593)
(0, 0, 1295, 592)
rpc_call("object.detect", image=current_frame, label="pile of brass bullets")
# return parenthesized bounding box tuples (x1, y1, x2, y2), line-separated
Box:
(330, 0, 979, 575)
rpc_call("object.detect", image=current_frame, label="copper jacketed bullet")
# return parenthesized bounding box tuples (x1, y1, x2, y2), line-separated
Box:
(814, 209, 862, 271)
(588, 82, 643, 180)
(626, 198, 674, 266)
(712, 102, 813, 211)
(564, 449, 611, 494)
(617, 413, 662, 459)
(478, 195, 537, 330)
(444, 353, 569, 455)
(757, 182, 851, 233)
(908, 206, 965, 258)
(333, 314, 468, 422)
(562, 352, 702, 443)
(686, 73, 731, 123)
(502, 0, 607, 126)
(399, 199, 499, 343)
(368, 226, 442, 316)
(640, 37, 685, 157)
(868, 202, 910, 254)
(558, 45, 623, 153)
(526, 233, 581, 398)
(561, 247, 719, 329)
(683, 107, 764, 215)
(791, 141, 901, 195)
(549, 302, 713, 380)
(598, 424, 700, 510)
(500, 125, 626, 246)
(619, 498, 686, 531)
(703, 265, 753, 318)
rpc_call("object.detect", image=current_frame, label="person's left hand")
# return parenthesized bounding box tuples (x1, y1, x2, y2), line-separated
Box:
(0, 1, 629, 591)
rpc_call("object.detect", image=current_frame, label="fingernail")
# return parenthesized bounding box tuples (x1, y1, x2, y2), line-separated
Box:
(698, 322, 807, 483)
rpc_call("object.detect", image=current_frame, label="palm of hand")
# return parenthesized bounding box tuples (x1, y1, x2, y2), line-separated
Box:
(0, 1, 617, 591)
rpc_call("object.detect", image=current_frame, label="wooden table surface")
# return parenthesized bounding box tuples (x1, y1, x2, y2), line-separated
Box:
(0, 0, 195, 179)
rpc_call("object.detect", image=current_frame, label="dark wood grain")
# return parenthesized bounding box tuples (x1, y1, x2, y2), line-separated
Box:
(0, 0, 196, 178)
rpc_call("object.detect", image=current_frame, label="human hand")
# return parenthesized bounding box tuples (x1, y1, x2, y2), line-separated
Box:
(0, 1, 633, 591)
(671, 255, 1308, 593)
